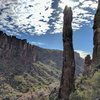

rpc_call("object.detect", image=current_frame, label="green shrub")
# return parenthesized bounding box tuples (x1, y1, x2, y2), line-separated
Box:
(70, 71, 100, 100)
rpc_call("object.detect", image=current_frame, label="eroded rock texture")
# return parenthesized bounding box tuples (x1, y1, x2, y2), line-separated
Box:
(58, 6, 75, 100)
(0, 31, 36, 74)
(0, 30, 83, 76)
(93, 0, 100, 67)
(84, 55, 92, 75)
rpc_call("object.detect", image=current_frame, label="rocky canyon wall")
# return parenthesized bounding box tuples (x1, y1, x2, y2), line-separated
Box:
(93, 0, 100, 67)
(0, 31, 36, 74)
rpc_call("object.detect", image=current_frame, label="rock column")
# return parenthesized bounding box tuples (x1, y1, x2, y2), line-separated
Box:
(93, 0, 100, 67)
(84, 55, 92, 75)
(58, 6, 75, 100)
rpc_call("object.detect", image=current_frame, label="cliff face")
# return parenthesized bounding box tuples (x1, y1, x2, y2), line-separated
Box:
(93, 0, 100, 67)
(0, 30, 83, 74)
(0, 31, 36, 74)
(93, 0, 100, 29)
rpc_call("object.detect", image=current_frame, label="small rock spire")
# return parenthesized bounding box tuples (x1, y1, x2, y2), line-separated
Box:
(84, 55, 92, 76)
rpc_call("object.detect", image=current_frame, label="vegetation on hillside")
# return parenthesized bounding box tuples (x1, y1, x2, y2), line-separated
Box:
(49, 69, 100, 100)
(0, 61, 61, 99)
(70, 70, 100, 100)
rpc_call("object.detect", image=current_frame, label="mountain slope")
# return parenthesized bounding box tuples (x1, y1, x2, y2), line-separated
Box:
(0, 31, 84, 99)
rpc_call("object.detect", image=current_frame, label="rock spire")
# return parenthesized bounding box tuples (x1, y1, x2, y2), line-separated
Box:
(58, 6, 75, 100)
(93, 0, 100, 67)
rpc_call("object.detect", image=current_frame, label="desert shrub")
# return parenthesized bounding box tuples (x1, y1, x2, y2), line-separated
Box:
(70, 70, 100, 100)
(8, 75, 30, 93)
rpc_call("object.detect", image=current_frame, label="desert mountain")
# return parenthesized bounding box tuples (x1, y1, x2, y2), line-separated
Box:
(0, 31, 84, 99)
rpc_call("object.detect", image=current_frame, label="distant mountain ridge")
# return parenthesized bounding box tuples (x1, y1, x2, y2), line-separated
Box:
(0, 31, 84, 99)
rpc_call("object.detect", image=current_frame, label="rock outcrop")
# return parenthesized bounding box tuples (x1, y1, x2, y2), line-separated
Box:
(93, 0, 100, 67)
(84, 55, 92, 75)
(58, 6, 75, 100)
(0, 31, 36, 74)
(0, 30, 83, 74)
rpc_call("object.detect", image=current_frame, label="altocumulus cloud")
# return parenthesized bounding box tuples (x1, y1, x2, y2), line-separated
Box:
(0, 0, 98, 36)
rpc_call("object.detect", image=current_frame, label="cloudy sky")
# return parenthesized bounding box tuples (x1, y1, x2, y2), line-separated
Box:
(0, 0, 98, 58)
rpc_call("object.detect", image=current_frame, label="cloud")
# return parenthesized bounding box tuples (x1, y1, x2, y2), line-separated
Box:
(0, 0, 53, 35)
(75, 50, 92, 59)
(0, 0, 98, 35)
(30, 41, 45, 46)
(80, 0, 98, 10)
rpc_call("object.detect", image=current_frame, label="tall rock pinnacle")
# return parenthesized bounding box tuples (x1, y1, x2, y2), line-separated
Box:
(58, 6, 75, 100)
(93, 0, 100, 67)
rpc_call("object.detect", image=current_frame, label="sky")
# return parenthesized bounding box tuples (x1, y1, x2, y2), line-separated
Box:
(0, 0, 98, 58)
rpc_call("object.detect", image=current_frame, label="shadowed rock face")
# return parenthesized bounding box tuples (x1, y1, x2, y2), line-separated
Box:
(93, 0, 100, 29)
(93, 0, 100, 67)
(0, 30, 83, 75)
(58, 6, 75, 100)
(0, 31, 62, 76)
(84, 55, 92, 75)
(0, 31, 35, 74)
